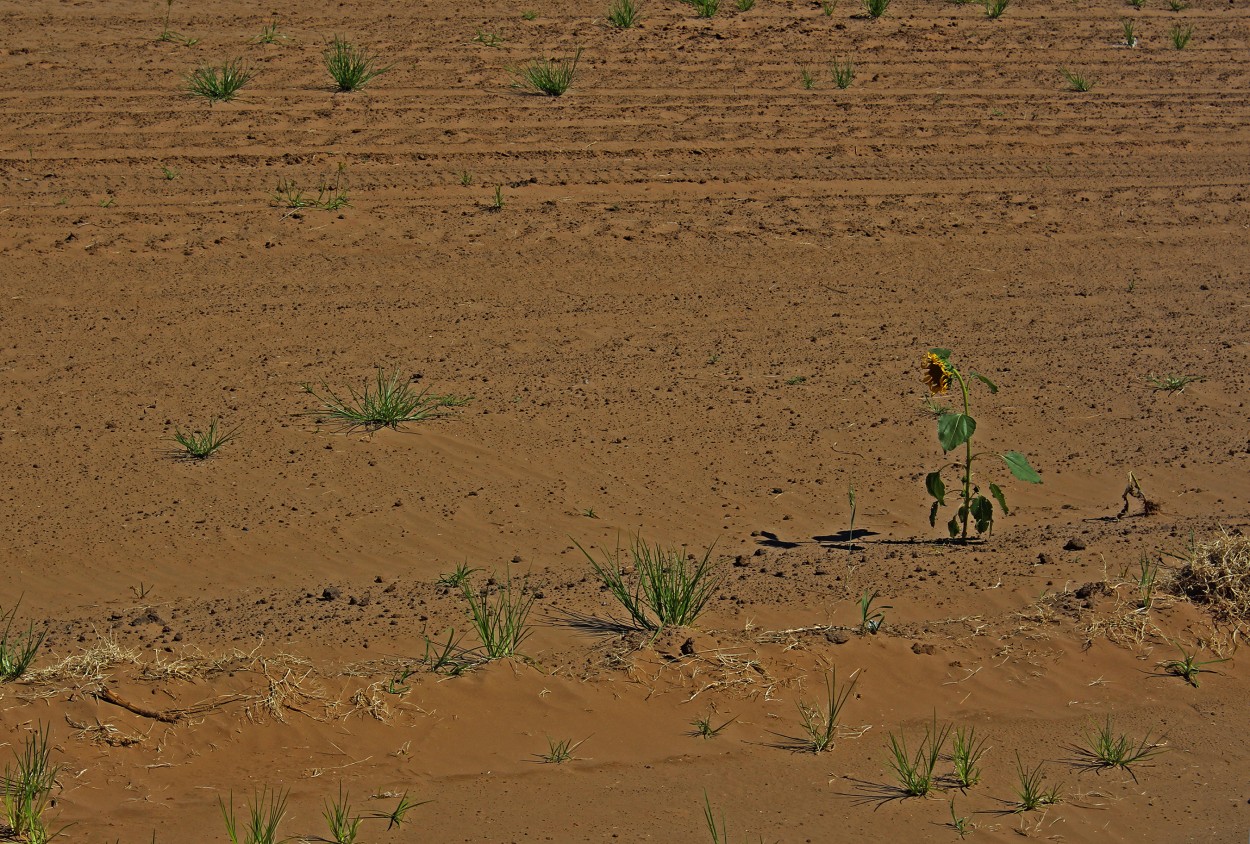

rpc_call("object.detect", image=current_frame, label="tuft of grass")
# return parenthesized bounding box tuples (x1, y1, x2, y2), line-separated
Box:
(463, 574, 536, 660)
(304, 368, 469, 431)
(984, 0, 1009, 18)
(219, 786, 288, 844)
(1148, 372, 1201, 392)
(1169, 23, 1194, 49)
(458, 170, 474, 186)
(536, 735, 587, 763)
(160, 165, 180, 180)
(436, 562, 481, 589)
(1120, 18, 1140, 47)
(1159, 643, 1227, 687)
(820, 0, 840, 15)
(786, 668, 859, 753)
(686, 0, 721, 16)
(949, 800, 973, 838)
(857, 589, 891, 634)
(1070, 716, 1167, 778)
(490, 184, 505, 210)
(0, 598, 48, 681)
(1058, 66, 1095, 92)
(324, 36, 391, 92)
(472, 29, 504, 47)
(509, 48, 583, 96)
(320, 784, 420, 842)
(1128, 0, 1146, 7)
(736, 0, 756, 9)
(185, 59, 254, 103)
(862, 0, 890, 18)
(579, 535, 722, 631)
(522, 10, 539, 19)
(1, 723, 61, 843)
(1011, 754, 1062, 812)
(273, 166, 350, 213)
(798, 64, 816, 90)
(830, 57, 855, 89)
(885, 713, 952, 796)
(690, 708, 737, 739)
(950, 726, 989, 787)
(1131, 554, 1159, 609)
(421, 628, 472, 675)
(172, 418, 239, 460)
(1167, 0, 1187, 9)
(253, 19, 287, 44)
(607, 0, 644, 28)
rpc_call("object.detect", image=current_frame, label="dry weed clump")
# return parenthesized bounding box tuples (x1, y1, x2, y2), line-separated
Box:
(1170, 530, 1250, 621)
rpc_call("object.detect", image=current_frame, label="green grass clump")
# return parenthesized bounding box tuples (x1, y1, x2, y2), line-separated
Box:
(607, 0, 643, 28)
(321, 783, 420, 842)
(579, 535, 722, 631)
(304, 368, 469, 431)
(783, 668, 859, 752)
(436, 562, 481, 589)
(220, 786, 287, 844)
(984, 0, 1009, 16)
(463, 574, 536, 660)
(862, 0, 890, 18)
(686, 0, 721, 16)
(273, 164, 350, 213)
(185, 59, 253, 103)
(1, 723, 61, 843)
(830, 57, 855, 89)
(885, 713, 952, 796)
(253, 19, 287, 44)
(1160, 643, 1226, 687)
(0, 599, 47, 681)
(172, 419, 239, 460)
(1169, 23, 1194, 49)
(324, 36, 392, 92)
(1070, 716, 1167, 778)
(1148, 372, 1201, 392)
(798, 64, 815, 89)
(1011, 754, 1062, 812)
(510, 48, 583, 96)
(1059, 66, 1096, 92)
(950, 726, 989, 787)
(536, 736, 587, 763)
(1121, 18, 1138, 47)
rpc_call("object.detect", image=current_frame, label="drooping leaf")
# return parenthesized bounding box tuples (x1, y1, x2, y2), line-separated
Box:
(1002, 451, 1042, 484)
(938, 413, 976, 453)
(925, 471, 946, 505)
(929, 500, 941, 528)
(970, 495, 993, 535)
(989, 482, 1009, 515)
(947, 514, 961, 539)
(970, 371, 999, 394)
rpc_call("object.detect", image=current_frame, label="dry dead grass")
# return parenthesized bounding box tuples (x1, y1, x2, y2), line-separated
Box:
(1170, 530, 1250, 621)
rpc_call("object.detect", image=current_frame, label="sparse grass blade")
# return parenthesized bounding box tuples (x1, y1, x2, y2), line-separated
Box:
(463, 574, 536, 659)
(304, 368, 469, 431)
(219, 786, 288, 844)
(324, 36, 392, 91)
(579, 535, 722, 631)
(1, 723, 60, 842)
(1059, 66, 1095, 92)
(536, 735, 587, 763)
(185, 59, 254, 103)
(885, 713, 952, 796)
(1011, 754, 1062, 812)
(786, 667, 859, 752)
(172, 419, 239, 460)
(323, 783, 362, 844)
(1070, 716, 1167, 779)
(1159, 643, 1226, 687)
(0, 599, 47, 681)
(607, 0, 643, 28)
(950, 726, 989, 787)
(509, 48, 583, 96)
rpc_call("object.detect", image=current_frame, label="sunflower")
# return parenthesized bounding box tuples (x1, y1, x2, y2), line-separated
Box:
(922, 352, 953, 395)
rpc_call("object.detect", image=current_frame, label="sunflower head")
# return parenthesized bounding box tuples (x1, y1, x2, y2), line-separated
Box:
(922, 352, 953, 395)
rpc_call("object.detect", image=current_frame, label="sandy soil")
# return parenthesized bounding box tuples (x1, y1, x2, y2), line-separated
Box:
(2, 0, 1249, 840)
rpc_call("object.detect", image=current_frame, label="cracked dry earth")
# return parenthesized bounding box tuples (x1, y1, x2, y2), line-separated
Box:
(2, 0, 1250, 841)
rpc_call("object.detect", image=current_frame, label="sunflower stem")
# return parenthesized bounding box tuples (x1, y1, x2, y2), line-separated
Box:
(952, 366, 973, 542)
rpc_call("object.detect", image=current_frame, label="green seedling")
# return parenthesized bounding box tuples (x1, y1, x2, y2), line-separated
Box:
(458, 170, 474, 186)
(984, 0, 1009, 17)
(1, 723, 62, 843)
(862, 0, 890, 18)
(157, 0, 199, 45)
(437, 563, 481, 589)
(385, 667, 416, 695)
(736, 0, 756, 9)
(160, 165, 179, 180)
(949, 800, 973, 838)
(219, 786, 288, 844)
(858, 589, 891, 634)
(421, 628, 470, 675)
(185, 59, 254, 102)
(172, 418, 239, 459)
(254, 20, 287, 44)
(536, 735, 587, 763)
(509, 48, 582, 96)
(1131, 555, 1159, 609)
(304, 368, 469, 431)
(820, 0, 840, 15)
(608, 0, 644, 28)
(686, 0, 721, 16)
(472, 29, 504, 47)
(1128, 0, 1145, 7)
(1160, 644, 1226, 687)
(951, 726, 989, 787)
(1167, 0, 1187, 9)
(581, 507, 598, 518)
(463, 574, 535, 660)
(1121, 18, 1138, 47)
(885, 713, 952, 796)
(922, 348, 1042, 542)
(324, 36, 391, 91)
(579, 535, 722, 632)
(1011, 754, 1062, 812)
(785, 375, 807, 385)
(690, 709, 737, 738)
(830, 57, 854, 89)
(1059, 66, 1096, 92)
(490, 184, 505, 210)
(786, 668, 859, 752)
(1169, 23, 1193, 48)
(522, 10, 538, 19)
(799, 64, 816, 90)
(1147, 373, 1201, 392)
(319, 784, 420, 842)
(1070, 715, 1167, 778)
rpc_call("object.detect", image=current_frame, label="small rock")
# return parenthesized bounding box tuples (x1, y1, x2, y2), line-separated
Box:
(680, 637, 696, 656)
(825, 630, 851, 645)
(1064, 538, 1087, 551)
(911, 642, 936, 656)
(321, 587, 342, 601)
(1037, 553, 1054, 565)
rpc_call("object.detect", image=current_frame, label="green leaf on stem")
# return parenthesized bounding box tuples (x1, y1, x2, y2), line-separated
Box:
(1001, 451, 1042, 484)
(938, 413, 976, 453)
(929, 347, 953, 361)
(925, 471, 946, 504)
(970, 371, 998, 393)
(989, 482, 1009, 515)
(970, 495, 993, 534)
(948, 514, 961, 539)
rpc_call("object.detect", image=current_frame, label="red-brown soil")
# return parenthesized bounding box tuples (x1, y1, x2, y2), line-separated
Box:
(2, 0, 1249, 840)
